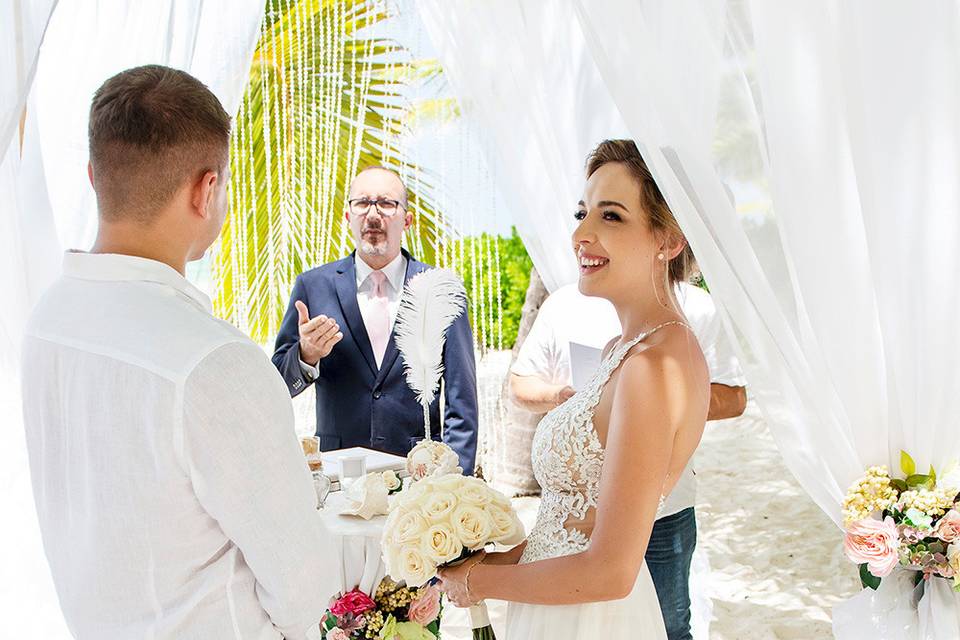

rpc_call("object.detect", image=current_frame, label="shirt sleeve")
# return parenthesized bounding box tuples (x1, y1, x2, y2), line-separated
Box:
(182, 341, 336, 640)
(299, 357, 320, 381)
(510, 296, 563, 382)
(684, 291, 748, 387)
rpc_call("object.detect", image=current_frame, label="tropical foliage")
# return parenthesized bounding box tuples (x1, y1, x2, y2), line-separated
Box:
(445, 229, 532, 351)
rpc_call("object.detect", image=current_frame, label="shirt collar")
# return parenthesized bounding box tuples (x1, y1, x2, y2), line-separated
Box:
(62, 251, 213, 313)
(355, 251, 407, 293)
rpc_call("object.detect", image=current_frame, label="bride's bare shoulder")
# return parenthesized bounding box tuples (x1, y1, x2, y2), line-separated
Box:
(618, 327, 709, 403)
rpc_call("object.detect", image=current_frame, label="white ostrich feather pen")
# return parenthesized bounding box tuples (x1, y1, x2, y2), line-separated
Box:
(394, 268, 468, 439)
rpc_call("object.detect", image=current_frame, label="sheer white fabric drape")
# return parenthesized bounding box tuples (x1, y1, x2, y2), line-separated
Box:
(422, 0, 960, 635)
(0, 1, 263, 635)
(576, 0, 960, 636)
(415, 0, 630, 292)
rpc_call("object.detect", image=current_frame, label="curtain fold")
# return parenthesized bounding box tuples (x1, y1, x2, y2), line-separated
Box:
(0, 1, 265, 634)
(421, 0, 960, 634)
(0, 0, 58, 157)
(415, 0, 630, 292)
(575, 0, 960, 635)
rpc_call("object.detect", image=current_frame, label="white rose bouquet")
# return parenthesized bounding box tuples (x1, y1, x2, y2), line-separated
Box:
(381, 474, 524, 639)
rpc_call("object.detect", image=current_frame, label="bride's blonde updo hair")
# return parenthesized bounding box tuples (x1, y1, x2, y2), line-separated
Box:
(585, 139, 697, 286)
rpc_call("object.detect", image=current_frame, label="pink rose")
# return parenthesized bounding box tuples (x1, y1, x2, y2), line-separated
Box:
(935, 510, 960, 543)
(844, 516, 901, 578)
(327, 628, 349, 640)
(408, 584, 442, 626)
(330, 589, 376, 617)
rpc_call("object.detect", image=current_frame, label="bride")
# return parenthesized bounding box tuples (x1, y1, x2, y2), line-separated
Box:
(438, 139, 710, 638)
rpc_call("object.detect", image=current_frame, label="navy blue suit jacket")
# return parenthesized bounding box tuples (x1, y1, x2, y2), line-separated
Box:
(271, 249, 479, 474)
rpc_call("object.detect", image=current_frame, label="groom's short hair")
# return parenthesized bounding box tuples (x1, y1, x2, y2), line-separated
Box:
(88, 65, 231, 222)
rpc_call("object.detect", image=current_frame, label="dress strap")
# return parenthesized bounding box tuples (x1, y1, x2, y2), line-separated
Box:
(614, 320, 692, 356)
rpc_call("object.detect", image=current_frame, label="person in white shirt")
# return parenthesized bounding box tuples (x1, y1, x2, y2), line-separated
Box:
(21, 64, 334, 640)
(509, 281, 747, 640)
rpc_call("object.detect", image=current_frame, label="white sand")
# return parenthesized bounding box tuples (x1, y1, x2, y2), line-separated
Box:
(694, 406, 860, 638)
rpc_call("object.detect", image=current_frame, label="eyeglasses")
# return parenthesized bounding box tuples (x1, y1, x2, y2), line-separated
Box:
(348, 197, 406, 217)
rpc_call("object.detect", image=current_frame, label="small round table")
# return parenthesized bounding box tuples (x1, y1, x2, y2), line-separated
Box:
(317, 491, 389, 596)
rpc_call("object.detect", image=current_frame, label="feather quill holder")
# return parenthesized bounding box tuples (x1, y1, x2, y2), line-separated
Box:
(393, 268, 468, 440)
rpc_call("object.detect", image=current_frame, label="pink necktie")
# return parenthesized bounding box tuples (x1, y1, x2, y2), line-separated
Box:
(367, 270, 391, 368)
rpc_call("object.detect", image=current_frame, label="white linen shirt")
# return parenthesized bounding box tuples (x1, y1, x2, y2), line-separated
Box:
(511, 282, 747, 518)
(300, 252, 407, 378)
(21, 252, 334, 640)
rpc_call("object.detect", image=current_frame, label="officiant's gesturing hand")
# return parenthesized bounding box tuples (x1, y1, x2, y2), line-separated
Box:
(296, 300, 342, 365)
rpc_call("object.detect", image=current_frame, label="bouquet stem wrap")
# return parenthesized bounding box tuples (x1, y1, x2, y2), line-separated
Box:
(468, 602, 495, 639)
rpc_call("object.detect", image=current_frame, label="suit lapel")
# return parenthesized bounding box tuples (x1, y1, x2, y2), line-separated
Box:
(375, 250, 426, 387)
(336, 254, 378, 377)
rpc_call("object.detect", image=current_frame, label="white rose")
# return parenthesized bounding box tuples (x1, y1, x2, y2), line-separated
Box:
(489, 487, 513, 509)
(430, 474, 467, 494)
(401, 478, 430, 503)
(420, 523, 462, 564)
(419, 491, 459, 523)
(457, 477, 493, 507)
(392, 510, 429, 545)
(488, 504, 525, 545)
(399, 546, 436, 587)
(451, 504, 494, 550)
(382, 470, 402, 491)
(431, 448, 462, 477)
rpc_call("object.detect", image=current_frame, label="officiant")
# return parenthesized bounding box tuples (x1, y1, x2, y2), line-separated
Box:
(272, 166, 478, 474)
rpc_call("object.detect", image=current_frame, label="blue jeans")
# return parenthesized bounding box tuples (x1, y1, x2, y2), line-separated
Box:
(645, 507, 697, 640)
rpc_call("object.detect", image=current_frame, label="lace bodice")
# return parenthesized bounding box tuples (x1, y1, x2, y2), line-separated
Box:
(519, 322, 687, 564)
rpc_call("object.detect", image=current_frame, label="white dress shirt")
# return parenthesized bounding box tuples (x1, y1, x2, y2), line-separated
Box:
(21, 252, 334, 640)
(300, 252, 407, 378)
(511, 282, 747, 518)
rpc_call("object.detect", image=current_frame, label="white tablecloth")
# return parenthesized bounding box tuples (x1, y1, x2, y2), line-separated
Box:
(317, 491, 389, 597)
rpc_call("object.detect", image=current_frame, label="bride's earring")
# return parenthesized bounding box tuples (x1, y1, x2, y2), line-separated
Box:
(657, 252, 665, 261)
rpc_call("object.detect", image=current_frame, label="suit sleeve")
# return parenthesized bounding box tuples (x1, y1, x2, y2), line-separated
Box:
(271, 275, 317, 397)
(441, 310, 479, 475)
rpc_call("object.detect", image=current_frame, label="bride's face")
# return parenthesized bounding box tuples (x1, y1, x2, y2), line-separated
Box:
(573, 162, 664, 302)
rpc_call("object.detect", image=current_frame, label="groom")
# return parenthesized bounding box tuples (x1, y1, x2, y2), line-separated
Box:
(21, 65, 333, 639)
(272, 166, 479, 474)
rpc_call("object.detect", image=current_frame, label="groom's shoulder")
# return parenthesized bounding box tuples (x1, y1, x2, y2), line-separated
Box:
(24, 274, 256, 382)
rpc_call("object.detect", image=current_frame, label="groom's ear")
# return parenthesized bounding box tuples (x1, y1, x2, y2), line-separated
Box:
(403, 210, 413, 231)
(87, 161, 95, 189)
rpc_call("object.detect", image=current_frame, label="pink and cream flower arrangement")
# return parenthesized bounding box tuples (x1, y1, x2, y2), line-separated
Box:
(320, 579, 441, 640)
(842, 452, 960, 590)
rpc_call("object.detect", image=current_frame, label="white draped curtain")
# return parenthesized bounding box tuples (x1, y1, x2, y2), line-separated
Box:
(0, 1, 263, 634)
(421, 0, 960, 636)
(416, 0, 631, 292)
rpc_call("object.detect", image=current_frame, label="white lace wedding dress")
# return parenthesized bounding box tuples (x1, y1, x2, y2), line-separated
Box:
(504, 324, 687, 639)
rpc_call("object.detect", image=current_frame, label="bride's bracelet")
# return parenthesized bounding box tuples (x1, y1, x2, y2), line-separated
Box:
(464, 554, 485, 604)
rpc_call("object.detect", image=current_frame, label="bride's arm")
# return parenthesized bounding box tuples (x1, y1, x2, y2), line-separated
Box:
(439, 349, 689, 606)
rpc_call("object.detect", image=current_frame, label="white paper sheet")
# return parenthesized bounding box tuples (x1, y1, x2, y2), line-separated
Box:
(569, 341, 603, 391)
